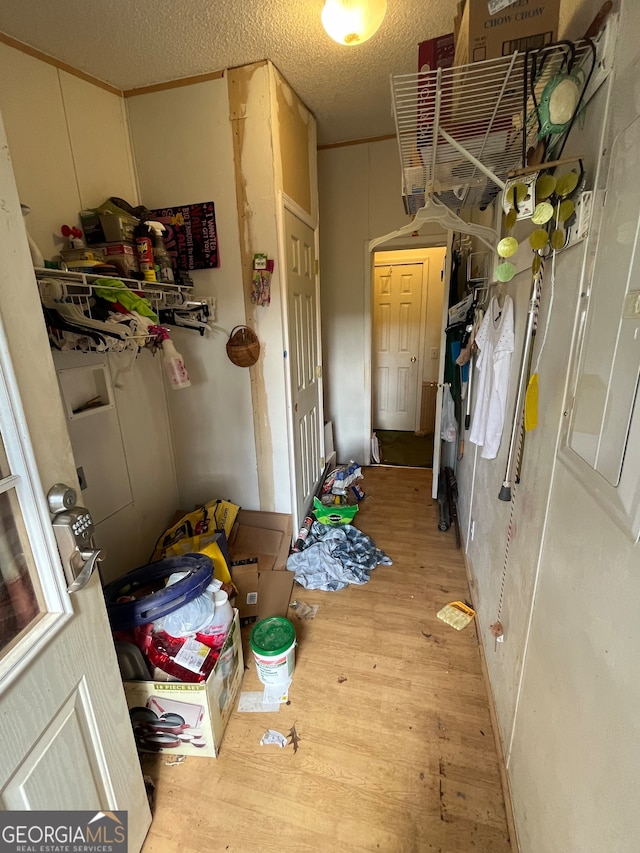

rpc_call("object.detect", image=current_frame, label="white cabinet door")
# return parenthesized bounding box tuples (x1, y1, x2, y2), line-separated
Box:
(0, 114, 150, 848)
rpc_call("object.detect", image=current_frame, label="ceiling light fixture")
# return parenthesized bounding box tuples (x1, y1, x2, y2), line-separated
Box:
(321, 0, 387, 46)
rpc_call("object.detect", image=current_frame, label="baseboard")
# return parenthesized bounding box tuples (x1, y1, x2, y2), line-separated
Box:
(462, 548, 520, 853)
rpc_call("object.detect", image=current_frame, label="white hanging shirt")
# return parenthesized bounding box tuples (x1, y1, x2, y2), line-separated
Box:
(469, 295, 515, 460)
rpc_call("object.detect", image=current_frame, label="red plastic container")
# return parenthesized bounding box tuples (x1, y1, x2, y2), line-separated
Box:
(147, 631, 219, 683)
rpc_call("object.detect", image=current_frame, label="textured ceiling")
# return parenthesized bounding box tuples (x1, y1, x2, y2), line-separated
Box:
(0, 0, 455, 145)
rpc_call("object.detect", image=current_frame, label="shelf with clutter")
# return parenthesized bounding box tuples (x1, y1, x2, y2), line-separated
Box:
(390, 12, 616, 248)
(36, 266, 208, 391)
(36, 267, 213, 349)
(29, 195, 221, 388)
(28, 191, 219, 337)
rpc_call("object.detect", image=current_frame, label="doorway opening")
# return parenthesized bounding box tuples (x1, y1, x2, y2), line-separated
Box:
(370, 246, 447, 469)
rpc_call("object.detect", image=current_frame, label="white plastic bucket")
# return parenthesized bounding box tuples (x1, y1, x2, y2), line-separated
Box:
(250, 617, 296, 685)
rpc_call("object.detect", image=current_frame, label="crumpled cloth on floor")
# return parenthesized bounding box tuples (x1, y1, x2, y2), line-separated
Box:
(286, 521, 392, 591)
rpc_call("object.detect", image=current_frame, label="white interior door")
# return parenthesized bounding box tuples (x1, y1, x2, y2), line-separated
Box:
(0, 115, 150, 848)
(373, 263, 423, 431)
(284, 207, 324, 530)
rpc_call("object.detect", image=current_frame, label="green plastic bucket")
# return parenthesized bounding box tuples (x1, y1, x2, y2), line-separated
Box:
(250, 617, 296, 685)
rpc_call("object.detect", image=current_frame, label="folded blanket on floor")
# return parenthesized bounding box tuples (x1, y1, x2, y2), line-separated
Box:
(286, 521, 392, 591)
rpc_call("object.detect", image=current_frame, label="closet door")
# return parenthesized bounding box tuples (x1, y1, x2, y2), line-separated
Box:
(284, 207, 324, 529)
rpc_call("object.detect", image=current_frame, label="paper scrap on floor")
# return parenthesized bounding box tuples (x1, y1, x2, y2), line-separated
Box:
(263, 680, 291, 705)
(260, 729, 288, 747)
(290, 600, 319, 620)
(238, 692, 280, 713)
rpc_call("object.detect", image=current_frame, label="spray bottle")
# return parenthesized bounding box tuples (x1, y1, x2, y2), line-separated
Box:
(134, 221, 156, 282)
(151, 326, 191, 390)
(148, 221, 174, 283)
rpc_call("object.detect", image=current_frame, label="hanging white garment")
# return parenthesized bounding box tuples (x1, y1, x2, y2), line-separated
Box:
(469, 295, 514, 460)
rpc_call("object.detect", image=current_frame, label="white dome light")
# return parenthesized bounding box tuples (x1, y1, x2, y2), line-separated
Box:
(321, 0, 387, 46)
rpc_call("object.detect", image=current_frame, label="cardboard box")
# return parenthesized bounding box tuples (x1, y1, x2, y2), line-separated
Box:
(229, 510, 293, 621)
(455, 0, 559, 65)
(123, 610, 244, 758)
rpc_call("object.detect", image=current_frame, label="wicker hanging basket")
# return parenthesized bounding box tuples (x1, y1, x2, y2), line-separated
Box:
(226, 325, 260, 367)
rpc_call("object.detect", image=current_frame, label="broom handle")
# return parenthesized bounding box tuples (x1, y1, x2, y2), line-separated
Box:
(498, 268, 542, 501)
(465, 353, 473, 430)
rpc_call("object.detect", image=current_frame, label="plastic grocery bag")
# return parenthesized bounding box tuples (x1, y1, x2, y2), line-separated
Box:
(440, 385, 457, 443)
(152, 498, 240, 585)
(166, 530, 233, 585)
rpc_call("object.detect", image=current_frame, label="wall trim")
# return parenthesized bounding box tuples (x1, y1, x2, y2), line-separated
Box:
(318, 133, 396, 151)
(0, 33, 229, 101)
(0, 33, 122, 96)
(123, 70, 225, 98)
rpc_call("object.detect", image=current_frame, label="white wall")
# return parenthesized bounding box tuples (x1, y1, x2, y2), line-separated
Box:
(0, 44, 179, 576)
(0, 45, 137, 259)
(318, 139, 446, 462)
(127, 63, 317, 517)
(126, 78, 260, 513)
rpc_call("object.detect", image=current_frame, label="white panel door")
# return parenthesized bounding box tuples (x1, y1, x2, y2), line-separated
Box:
(373, 263, 424, 431)
(284, 209, 324, 529)
(0, 114, 150, 848)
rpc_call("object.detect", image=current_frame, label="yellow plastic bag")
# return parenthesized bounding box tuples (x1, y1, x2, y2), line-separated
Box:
(153, 499, 239, 556)
(152, 499, 240, 587)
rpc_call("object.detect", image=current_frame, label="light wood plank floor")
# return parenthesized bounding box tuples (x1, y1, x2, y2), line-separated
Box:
(141, 466, 512, 853)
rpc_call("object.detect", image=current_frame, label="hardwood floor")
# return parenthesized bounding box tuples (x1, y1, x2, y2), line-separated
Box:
(141, 467, 512, 853)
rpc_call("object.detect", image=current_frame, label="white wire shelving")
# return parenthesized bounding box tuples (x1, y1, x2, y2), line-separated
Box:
(35, 267, 193, 312)
(391, 39, 600, 217)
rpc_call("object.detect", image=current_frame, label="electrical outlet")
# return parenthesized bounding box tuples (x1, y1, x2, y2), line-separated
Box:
(565, 190, 598, 248)
(201, 296, 216, 321)
(430, 347, 439, 360)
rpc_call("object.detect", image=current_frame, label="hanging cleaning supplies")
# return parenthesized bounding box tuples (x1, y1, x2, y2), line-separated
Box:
(151, 326, 191, 390)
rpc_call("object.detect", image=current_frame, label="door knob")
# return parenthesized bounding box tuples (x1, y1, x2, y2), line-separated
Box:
(410, 356, 417, 363)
